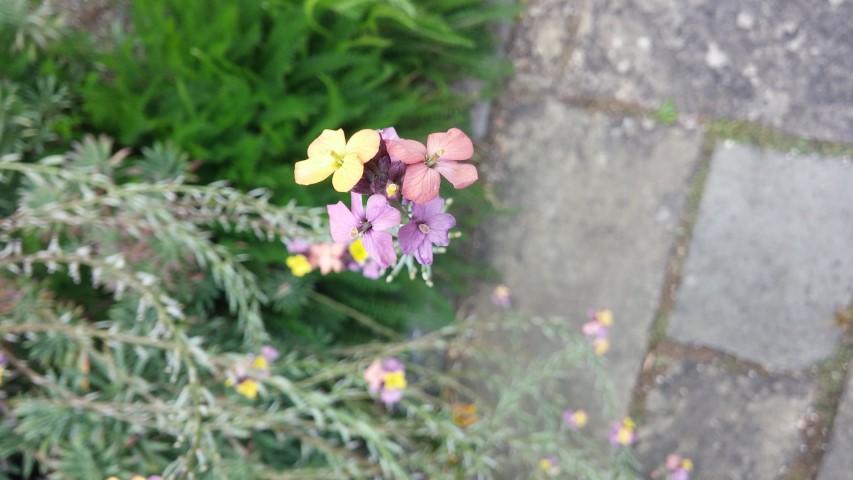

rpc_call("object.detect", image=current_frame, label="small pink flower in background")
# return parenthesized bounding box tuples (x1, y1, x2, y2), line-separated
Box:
(609, 417, 636, 446)
(328, 193, 401, 269)
(286, 238, 312, 255)
(583, 309, 613, 356)
(387, 128, 477, 204)
(398, 196, 456, 265)
(308, 243, 346, 275)
(538, 456, 560, 476)
(260, 345, 279, 363)
(363, 358, 407, 408)
(666, 454, 693, 480)
(562, 409, 588, 429)
(490, 284, 511, 308)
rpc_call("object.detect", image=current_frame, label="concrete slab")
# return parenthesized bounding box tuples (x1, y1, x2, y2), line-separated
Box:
(668, 143, 853, 370)
(636, 359, 814, 479)
(514, 0, 853, 143)
(817, 371, 853, 480)
(468, 98, 701, 418)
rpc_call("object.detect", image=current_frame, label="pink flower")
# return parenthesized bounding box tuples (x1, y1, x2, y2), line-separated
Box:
(328, 194, 401, 269)
(308, 243, 346, 274)
(387, 128, 477, 204)
(363, 359, 385, 393)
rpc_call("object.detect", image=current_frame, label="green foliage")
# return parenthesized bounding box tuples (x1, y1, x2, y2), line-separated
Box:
(79, 0, 516, 206)
(653, 98, 678, 126)
(0, 142, 637, 479)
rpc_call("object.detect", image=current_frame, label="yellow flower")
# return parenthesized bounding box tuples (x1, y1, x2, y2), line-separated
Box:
(452, 403, 478, 427)
(383, 371, 407, 390)
(251, 355, 269, 370)
(622, 417, 636, 430)
(105, 477, 120, 480)
(348, 238, 369, 264)
(131, 476, 146, 480)
(236, 379, 260, 399)
(572, 410, 588, 428)
(597, 309, 613, 326)
(594, 337, 610, 355)
(538, 458, 553, 471)
(294, 128, 380, 192)
(682, 459, 693, 471)
(286, 254, 312, 277)
(224, 377, 235, 387)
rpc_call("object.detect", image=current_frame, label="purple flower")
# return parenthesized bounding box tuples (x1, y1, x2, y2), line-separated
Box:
(398, 197, 456, 265)
(260, 345, 279, 363)
(328, 193, 401, 269)
(490, 284, 511, 308)
(285, 238, 312, 255)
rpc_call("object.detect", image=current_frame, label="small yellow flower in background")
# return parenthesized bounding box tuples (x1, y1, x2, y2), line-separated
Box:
(348, 238, 369, 264)
(562, 409, 587, 429)
(286, 254, 312, 277)
(682, 459, 693, 471)
(538, 456, 560, 476)
(594, 337, 610, 355)
(294, 128, 380, 192)
(131, 476, 146, 480)
(224, 377, 235, 388)
(596, 309, 613, 326)
(383, 370, 407, 390)
(452, 403, 478, 427)
(251, 355, 269, 370)
(609, 417, 636, 446)
(236, 379, 260, 399)
(105, 477, 120, 480)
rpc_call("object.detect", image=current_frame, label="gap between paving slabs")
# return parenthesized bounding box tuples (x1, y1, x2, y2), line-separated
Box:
(627, 124, 853, 479)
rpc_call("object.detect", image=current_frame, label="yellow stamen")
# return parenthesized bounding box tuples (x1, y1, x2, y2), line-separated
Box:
(386, 183, 399, 197)
(383, 371, 407, 390)
(349, 238, 369, 264)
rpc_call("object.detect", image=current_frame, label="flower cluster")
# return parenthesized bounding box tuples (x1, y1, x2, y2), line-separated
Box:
(363, 358, 407, 408)
(224, 346, 279, 400)
(0, 352, 7, 386)
(294, 127, 476, 284)
(562, 408, 588, 430)
(609, 417, 636, 446)
(582, 309, 613, 355)
(665, 454, 693, 480)
(285, 238, 383, 279)
(491, 284, 511, 308)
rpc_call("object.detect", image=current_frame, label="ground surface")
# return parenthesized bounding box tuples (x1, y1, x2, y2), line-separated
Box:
(467, 0, 853, 478)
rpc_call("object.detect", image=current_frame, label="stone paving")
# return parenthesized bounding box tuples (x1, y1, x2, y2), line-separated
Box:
(469, 0, 853, 478)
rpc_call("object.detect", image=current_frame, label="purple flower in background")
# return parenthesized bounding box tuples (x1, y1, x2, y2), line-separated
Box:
(261, 345, 280, 363)
(490, 284, 511, 308)
(398, 197, 456, 265)
(328, 193, 401, 269)
(285, 238, 312, 255)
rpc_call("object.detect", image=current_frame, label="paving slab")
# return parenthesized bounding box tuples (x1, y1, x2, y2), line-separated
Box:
(636, 359, 814, 479)
(817, 370, 853, 480)
(668, 143, 853, 370)
(512, 0, 853, 143)
(467, 98, 701, 420)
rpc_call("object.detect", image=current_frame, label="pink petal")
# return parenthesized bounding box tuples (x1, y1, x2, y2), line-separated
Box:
(362, 231, 397, 269)
(350, 192, 365, 220)
(435, 161, 478, 189)
(327, 202, 358, 244)
(366, 194, 401, 232)
(426, 128, 473, 161)
(386, 139, 427, 165)
(402, 163, 441, 204)
(426, 213, 455, 246)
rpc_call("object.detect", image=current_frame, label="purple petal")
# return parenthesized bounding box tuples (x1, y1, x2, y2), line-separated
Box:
(362, 260, 382, 279)
(383, 357, 404, 371)
(415, 237, 434, 265)
(381, 388, 403, 406)
(350, 192, 365, 220)
(426, 212, 455, 246)
(362, 231, 397, 269)
(397, 222, 424, 255)
(286, 238, 312, 254)
(413, 197, 445, 221)
(366, 194, 401, 232)
(379, 127, 400, 141)
(327, 202, 358, 244)
(261, 345, 279, 362)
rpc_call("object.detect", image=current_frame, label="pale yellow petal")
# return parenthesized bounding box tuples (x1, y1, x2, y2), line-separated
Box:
(294, 154, 337, 185)
(307, 129, 346, 158)
(331, 153, 364, 192)
(346, 129, 380, 163)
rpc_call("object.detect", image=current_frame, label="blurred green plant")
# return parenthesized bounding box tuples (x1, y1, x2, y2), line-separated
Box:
(79, 0, 516, 206)
(0, 139, 637, 479)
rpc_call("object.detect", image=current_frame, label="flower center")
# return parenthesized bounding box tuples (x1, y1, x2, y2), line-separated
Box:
(331, 151, 345, 167)
(425, 149, 444, 168)
(418, 223, 430, 234)
(386, 183, 399, 196)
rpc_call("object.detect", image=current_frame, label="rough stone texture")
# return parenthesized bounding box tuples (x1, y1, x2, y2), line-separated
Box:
(818, 372, 853, 480)
(466, 97, 701, 418)
(668, 143, 853, 370)
(512, 0, 853, 143)
(636, 359, 814, 479)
